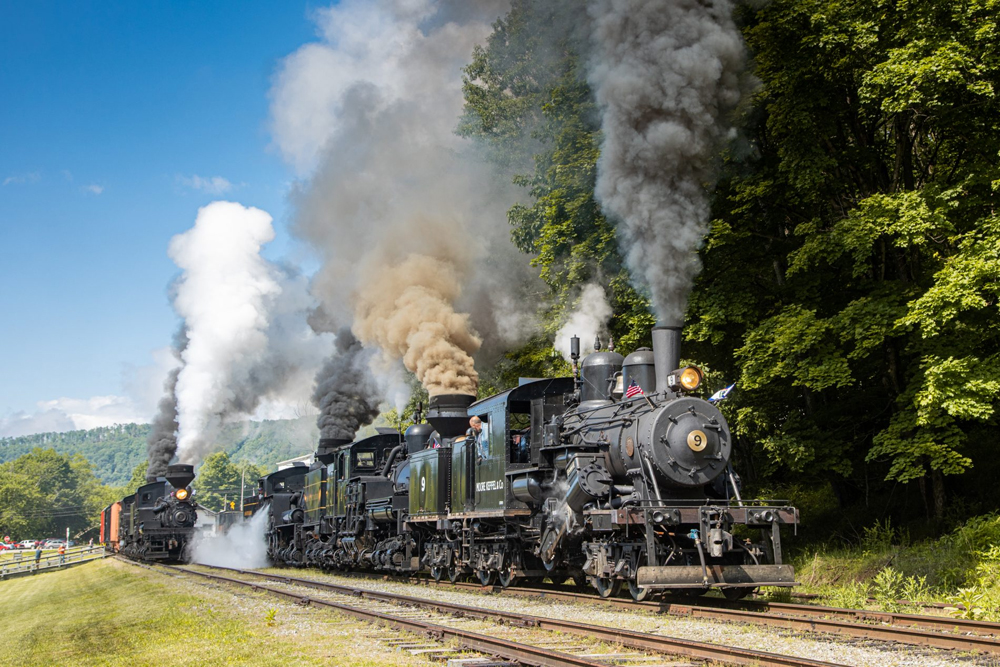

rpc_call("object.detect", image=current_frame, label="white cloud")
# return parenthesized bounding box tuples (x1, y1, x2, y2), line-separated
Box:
(0, 347, 178, 439)
(83, 184, 104, 195)
(0, 396, 146, 438)
(177, 174, 235, 195)
(2, 172, 41, 186)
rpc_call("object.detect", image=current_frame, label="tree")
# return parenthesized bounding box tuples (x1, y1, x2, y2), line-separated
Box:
(195, 452, 265, 512)
(686, 0, 1000, 518)
(0, 449, 115, 539)
(460, 0, 655, 353)
(464, 0, 1000, 525)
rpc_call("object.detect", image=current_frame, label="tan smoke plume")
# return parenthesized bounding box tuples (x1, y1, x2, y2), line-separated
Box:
(353, 252, 481, 396)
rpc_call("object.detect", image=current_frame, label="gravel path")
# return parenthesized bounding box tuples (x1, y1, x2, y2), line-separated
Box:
(247, 567, 992, 667)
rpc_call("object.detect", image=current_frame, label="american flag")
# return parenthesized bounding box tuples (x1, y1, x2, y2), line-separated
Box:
(625, 379, 644, 399)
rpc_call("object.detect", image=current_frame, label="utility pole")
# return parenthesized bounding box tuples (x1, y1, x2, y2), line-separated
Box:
(240, 466, 246, 512)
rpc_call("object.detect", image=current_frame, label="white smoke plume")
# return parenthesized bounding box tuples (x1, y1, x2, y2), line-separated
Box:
(555, 283, 613, 362)
(271, 0, 528, 400)
(192, 508, 269, 569)
(170, 201, 328, 465)
(588, 0, 746, 322)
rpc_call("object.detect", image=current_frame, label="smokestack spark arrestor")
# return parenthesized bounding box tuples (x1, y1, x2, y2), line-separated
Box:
(427, 394, 476, 438)
(165, 464, 195, 490)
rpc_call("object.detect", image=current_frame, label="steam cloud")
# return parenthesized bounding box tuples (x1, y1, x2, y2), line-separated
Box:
(192, 508, 269, 569)
(313, 329, 382, 440)
(170, 201, 328, 465)
(272, 0, 521, 401)
(555, 283, 613, 362)
(588, 0, 746, 322)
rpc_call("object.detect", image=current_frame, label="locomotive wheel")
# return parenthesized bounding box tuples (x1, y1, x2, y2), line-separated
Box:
(431, 566, 444, 582)
(477, 569, 496, 587)
(497, 565, 515, 589)
(594, 577, 622, 599)
(448, 566, 461, 583)
(723, 587, 753, 601)
(628, 579, 652, 602)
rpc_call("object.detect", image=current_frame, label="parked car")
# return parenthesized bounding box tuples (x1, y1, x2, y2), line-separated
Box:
(17, 540, 35, 549)
(42, 539, 65, 549)
(0, 543, 10, 550)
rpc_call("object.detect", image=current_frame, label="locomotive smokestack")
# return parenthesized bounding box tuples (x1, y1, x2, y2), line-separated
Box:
(652, 320, 682, 394)
(427, 394, 476, 438)
(165, 463, 195, 490)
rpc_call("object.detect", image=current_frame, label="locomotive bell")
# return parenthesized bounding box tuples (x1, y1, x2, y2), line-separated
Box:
(646, 397, 732, 487)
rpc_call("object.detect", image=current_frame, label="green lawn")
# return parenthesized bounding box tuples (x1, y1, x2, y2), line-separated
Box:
(0, 559, 436, 667)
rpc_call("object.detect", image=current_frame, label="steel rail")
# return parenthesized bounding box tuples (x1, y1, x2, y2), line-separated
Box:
(161, 564, 606, 667)
(329, 567, 1000, 648)
(181, 564, 845, 667)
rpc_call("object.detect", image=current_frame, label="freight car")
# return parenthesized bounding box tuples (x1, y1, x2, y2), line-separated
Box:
(103, 464, 199, 562)
(254, 322, 799, 601)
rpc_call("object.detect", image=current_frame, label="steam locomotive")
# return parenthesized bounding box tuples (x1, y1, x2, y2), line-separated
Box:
(101, 464, 199, 562)
(250, 322, 798, 600)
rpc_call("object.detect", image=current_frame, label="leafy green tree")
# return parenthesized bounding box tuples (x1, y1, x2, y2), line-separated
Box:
(123, 461, 149, 495)
(464, 0, 1000, 524)
(461, 0, 655, 352)
(195, 452, 265, 512)
(0, 449, 115, 539)
(686, 0, 1000, 518)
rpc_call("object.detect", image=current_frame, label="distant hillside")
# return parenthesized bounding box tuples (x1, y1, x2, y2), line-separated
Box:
(0, 418, 320, 486)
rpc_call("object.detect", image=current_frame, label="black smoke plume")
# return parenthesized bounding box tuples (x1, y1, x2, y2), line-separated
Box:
(312, 329, 381, 440)
(146, 328, 188, 479)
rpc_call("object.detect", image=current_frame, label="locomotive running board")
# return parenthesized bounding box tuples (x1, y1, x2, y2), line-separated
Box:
(636, 564, 797, 588)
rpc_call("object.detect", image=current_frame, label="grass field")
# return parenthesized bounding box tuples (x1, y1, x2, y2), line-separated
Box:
(0, 559, 439, 667)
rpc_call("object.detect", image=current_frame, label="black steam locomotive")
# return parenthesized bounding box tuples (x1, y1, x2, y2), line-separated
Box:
(102, 464, 199, 562)
(250, 322, 798, 600)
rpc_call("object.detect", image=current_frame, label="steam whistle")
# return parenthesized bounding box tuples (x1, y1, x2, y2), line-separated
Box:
(570, 335, 581, 381)
(608, 335, 615, 353)
(413, 402, 423, 424)
(594, 335, 602, 351)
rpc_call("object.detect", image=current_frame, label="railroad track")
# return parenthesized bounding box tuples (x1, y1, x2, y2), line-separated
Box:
(141, 561, 847, 667)
(278, 567, 1000, 655)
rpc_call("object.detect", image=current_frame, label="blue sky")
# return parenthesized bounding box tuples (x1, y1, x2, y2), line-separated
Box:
(0, 1, 319, 427)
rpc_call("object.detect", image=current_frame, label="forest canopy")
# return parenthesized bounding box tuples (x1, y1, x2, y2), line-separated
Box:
(461, 0, 1000, 526)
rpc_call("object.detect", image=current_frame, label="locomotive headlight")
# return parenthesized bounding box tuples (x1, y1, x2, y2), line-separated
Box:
(678, 366, 703, 391)
(176, 488, 189, 501)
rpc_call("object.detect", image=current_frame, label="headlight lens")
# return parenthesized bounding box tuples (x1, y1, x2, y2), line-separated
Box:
(176, 488, 189, 501)
(678, 366, 703, 391)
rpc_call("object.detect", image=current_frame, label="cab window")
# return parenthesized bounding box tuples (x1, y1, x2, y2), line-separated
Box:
(355, 451, 375, 469)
